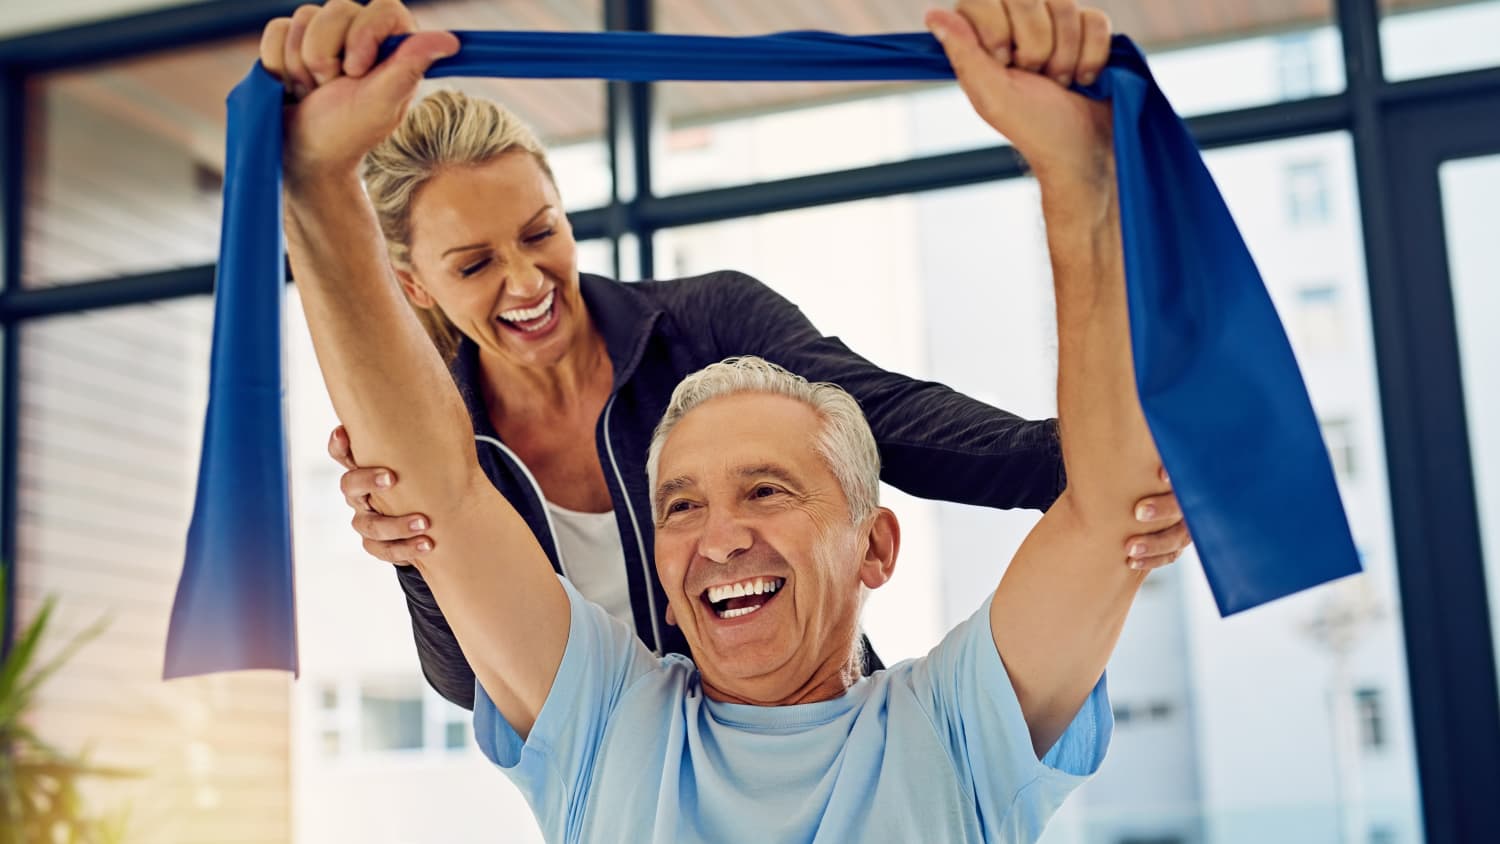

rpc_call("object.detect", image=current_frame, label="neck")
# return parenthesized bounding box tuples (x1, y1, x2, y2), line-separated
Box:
(479, 318, 612, 420)
(698, 642, 863, 707)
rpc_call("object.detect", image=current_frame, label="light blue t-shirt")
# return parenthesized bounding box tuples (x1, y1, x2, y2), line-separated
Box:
(475, 577, 1112, 843)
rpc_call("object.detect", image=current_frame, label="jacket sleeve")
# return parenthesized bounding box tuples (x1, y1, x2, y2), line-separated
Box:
(689, 270, 1066, 512)
(394, 564, 477, 710)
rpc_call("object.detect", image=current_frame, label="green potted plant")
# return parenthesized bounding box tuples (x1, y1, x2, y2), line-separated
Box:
(0, 567, 135, 843)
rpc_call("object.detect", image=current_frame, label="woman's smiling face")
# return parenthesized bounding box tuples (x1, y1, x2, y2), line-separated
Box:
(401, 151, 584, 369)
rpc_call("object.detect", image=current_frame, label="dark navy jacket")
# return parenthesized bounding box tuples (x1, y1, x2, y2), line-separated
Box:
(395, 270, 1066, 710)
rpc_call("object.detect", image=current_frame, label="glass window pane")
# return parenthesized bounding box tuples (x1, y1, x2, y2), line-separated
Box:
(1439, 153, 1500, 707)
(358, 686, 424, 752)
(1381, 0, 1500, 81)
(576, 237, 617, 278)
(651, 0, 1342, 195)
(656, 131, 1423, 843)
(15, 298, 290, 842)
(22, 0, 609, 289)
(445, 721, 468, 750)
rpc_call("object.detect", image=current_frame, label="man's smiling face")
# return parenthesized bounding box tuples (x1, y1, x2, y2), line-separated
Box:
(651, 392, 896, 706)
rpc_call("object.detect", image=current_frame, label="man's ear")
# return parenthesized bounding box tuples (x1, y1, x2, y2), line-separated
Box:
(396, 267, 436, 309)
(858, 507, 900, 591)
(665, 603, 678, 627)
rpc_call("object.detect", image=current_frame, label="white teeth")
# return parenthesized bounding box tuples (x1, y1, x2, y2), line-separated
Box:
(706, 577, 784, 604)
(720, 605, 762, 619)
(499, 290, 555, 323)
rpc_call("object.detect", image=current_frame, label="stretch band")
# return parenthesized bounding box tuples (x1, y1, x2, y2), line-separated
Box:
(164, 31, 1360, 679)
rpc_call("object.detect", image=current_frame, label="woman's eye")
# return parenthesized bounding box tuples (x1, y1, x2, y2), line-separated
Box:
(667, 500, 693, 514)
(752, 485, 780, 499)
(524, 229, 555, 245)
(459, 258, 490, 278)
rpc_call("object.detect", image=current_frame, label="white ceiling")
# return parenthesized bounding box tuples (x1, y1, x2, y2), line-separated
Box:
(0, 0, 214, 40)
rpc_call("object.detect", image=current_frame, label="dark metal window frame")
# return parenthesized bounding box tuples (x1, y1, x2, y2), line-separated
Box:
(1, 0, 1497, 838)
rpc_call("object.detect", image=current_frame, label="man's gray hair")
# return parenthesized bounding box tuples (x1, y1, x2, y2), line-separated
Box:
(646, 356, 881, 524)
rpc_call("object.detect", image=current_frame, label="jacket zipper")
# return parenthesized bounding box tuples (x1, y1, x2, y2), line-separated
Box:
(602, 394, 663, 655)
(473, 435, 569, 580)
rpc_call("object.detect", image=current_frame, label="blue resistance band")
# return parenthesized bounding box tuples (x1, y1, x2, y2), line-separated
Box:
(164, 31, 1360, 679)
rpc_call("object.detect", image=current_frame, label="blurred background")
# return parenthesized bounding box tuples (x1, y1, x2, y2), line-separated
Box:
(1, 0, 1497, 842)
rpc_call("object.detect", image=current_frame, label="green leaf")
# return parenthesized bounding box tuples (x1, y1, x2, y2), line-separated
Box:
(7, 612, 111, 722)
(0, 596, 56, 716)
(0, 566, 139, 841)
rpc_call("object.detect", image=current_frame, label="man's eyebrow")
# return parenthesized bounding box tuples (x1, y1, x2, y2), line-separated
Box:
(653, 475, 695, 516)
(654, 464, 804, 514)
(439, 206, 555, 259)
(736, 464, 801, 487)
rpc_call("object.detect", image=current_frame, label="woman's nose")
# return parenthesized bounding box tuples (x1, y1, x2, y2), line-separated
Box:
(505, 260, 547, 300)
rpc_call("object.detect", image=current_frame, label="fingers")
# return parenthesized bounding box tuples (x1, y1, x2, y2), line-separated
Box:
(361, 30, 460, 112)
(260, 17, 292, 79)
(939, 1, 1110, 87)
(1129, 551, 1181, 572)
(352, 509, 430, 543)
(345, 0, 419, 77)
(361, 536, 429, 567)
(1133, 490, 1183, 525)
(955, 0, 1014, 65)
(1077, 8, 1112, 85)
(1125, 520, 1193, 568)
(925, 6, 1019, 120)
(283, 4, 320, 97)
(260, 0, 428, 94)
(356, 508, 434, 566)
(1044, 0, 1082, 86)
(302, 0, 362, 86)
(340, 466, 397, 509)
(1005, 0, 1054, 72)
(327, 425, 358, 471)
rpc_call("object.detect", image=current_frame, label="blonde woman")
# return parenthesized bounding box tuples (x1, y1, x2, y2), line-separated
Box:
(265, 0, 1191, 710)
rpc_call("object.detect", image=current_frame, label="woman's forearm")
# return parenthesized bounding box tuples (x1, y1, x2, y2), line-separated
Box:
(284, 171, 479, 513)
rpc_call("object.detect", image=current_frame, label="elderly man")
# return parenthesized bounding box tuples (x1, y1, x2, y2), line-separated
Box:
(466, 352, 1126, 841)
(283, 0, 1165, 840)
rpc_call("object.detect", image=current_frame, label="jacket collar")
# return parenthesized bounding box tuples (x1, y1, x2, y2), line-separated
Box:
(578, 272, 665, 391)
(448, 273, 665, 433)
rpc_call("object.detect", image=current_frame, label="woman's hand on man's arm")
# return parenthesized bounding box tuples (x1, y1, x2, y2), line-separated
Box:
(329, 424, 435, 566)
(1126, 469, 1191, 571)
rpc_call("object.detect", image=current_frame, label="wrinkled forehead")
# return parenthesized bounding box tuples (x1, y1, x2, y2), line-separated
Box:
(656, 393, 826, 489)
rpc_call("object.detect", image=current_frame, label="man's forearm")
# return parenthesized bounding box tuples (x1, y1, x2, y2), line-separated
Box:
(1043, 176, 1164, 523)
(285, 172, 571, 737)
(284, 172, 478, 512)
(988, 174, 1165, 757)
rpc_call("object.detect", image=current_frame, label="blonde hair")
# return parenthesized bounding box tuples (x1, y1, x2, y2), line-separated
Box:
(646, 357, 881, 525)
(363, 88, 557, 362)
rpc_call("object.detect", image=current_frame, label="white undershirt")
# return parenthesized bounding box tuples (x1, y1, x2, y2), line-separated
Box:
(545, 500, 634, 628)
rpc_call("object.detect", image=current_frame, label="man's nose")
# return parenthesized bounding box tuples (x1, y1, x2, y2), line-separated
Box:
(698, 506, 753, 564)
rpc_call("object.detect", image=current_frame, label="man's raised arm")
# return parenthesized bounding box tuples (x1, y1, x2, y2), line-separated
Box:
(925, 6, 1167, 756)
(264, 9, 567, 738)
